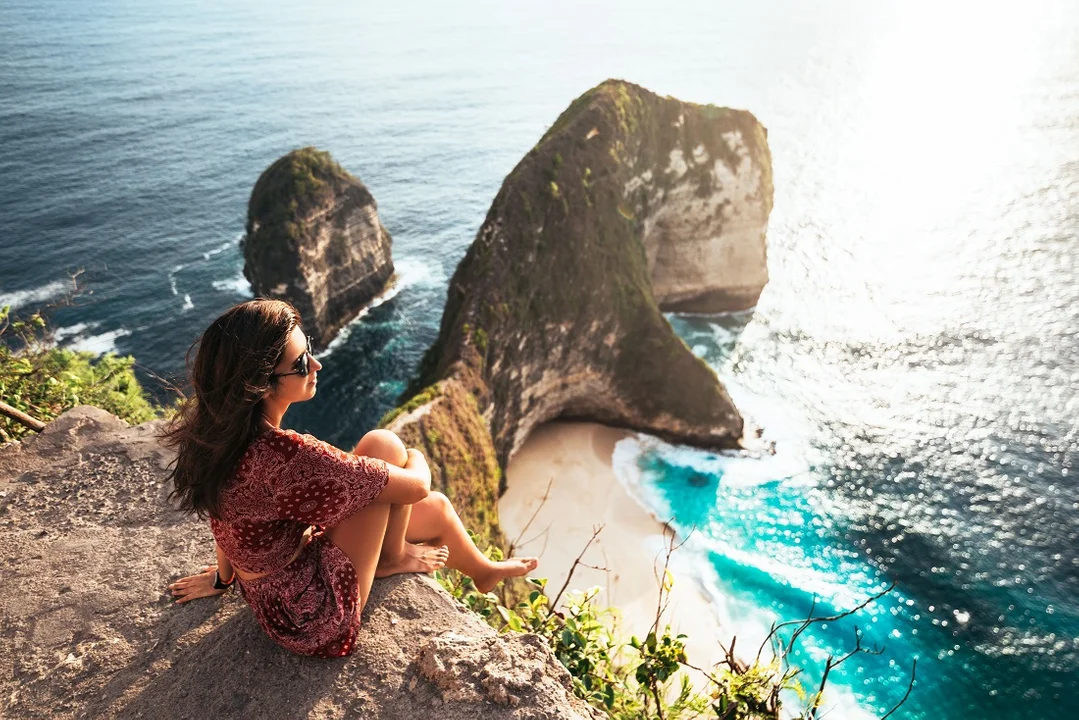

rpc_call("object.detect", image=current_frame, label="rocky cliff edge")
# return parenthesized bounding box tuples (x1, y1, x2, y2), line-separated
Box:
(0, 407, 598, 720)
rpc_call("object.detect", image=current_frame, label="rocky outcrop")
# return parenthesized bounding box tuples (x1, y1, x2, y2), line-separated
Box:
(0, 407, 598, 720)
(636, 106, 772, 313)
(243, 148, 394, 350)
(383, 80, 772, 548)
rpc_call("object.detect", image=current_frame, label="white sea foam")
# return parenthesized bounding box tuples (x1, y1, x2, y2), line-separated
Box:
(640, 522, 879, 720)
(166, 263, 186, 296)
(211, 269, 252, 297)
(610, 419, 879, 719)
(710, 322, 744, 349)
(320, 274, 407, 358)
(66, 328, 132, 356)
(392, 255, 446, 289)
(202, 235, 240, 260)
(703, 536, 878, 613)
(53, 322, 93, 343)
(181, 294, 194, 311)
(0, 279, 73, 309)
(614, 438, 777, 662)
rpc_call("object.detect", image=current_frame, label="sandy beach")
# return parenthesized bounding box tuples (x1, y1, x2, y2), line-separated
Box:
(500, 421, 727, 671)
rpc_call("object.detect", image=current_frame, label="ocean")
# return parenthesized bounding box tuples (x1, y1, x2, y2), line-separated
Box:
(1, 1, 1076, 717)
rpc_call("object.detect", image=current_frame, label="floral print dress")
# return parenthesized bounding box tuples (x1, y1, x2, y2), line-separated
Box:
(210, 427, 389, 657)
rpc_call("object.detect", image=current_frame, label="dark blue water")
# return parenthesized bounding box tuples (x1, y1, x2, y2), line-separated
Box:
(2, 1, 1077, 716)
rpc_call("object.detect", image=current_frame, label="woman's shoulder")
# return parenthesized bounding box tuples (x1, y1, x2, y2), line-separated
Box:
(238, 426, 310, 469)
(248, 426, 337, 460)
(261, 428, 378, 474)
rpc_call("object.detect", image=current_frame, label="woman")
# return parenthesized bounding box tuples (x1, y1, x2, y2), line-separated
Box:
(164, 299, 537, 657)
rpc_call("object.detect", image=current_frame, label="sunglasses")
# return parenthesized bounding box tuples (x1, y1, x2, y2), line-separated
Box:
(272, 335, 314, 378)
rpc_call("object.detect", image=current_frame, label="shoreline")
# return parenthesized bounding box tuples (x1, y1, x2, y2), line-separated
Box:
(499, 420, 728, 671)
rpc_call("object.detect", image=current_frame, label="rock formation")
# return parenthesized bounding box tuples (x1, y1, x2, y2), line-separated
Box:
(0, 407, 599, 719)
(383, 79, 773, 548)
(243, 148, 394, 350)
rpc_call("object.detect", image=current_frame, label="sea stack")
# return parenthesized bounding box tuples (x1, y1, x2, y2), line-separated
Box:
(243, 148, 394, 350)
(382, 79, 773, 548)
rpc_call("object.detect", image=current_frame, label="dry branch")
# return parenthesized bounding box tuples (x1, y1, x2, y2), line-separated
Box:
(0, 400, 45, 432)
(551, 524, 605, 609)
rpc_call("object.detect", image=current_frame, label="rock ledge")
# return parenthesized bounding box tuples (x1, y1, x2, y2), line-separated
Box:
(0, 407, 597, 720)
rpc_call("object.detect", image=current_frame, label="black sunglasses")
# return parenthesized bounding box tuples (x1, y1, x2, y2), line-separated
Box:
(272, 335, 314, 378)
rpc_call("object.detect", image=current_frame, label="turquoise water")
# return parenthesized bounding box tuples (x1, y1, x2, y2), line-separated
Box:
(626, 310, 1079, 718)
(2, 1, 1077, 716)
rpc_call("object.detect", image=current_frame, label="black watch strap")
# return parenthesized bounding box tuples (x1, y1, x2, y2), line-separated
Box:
(213, 570, 235, 590)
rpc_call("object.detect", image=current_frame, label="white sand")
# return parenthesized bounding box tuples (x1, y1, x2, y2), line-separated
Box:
(500, 421, 727, 670)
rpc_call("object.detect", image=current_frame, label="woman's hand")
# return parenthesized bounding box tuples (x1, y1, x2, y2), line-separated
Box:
(168, 565, 229, 603)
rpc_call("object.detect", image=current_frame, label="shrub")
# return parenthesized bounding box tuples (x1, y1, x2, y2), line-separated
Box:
(435, 532, 912, 720)
(0, 306, 162, 442)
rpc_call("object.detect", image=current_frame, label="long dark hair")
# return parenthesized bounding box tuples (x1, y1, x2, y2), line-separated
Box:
(162, 299, 300, 518)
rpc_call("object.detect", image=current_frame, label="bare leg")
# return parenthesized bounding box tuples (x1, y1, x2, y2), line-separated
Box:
(352, 429, 447, 575)
(327, 430, 446, 611)
(326, 503, 392, 611)
(373, 501, 448, 578)
(405, 491, 538, 593)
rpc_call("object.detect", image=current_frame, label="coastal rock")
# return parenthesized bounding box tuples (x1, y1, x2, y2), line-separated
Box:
(243, 147, 394, 350)
(0, 407, 597, 720)
(418, 632, 592, 714)
(383, 80, 772, 547)
(638, 108, 772, 313)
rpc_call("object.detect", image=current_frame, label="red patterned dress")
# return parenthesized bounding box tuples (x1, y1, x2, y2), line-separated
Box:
(210, 427, 389, 657)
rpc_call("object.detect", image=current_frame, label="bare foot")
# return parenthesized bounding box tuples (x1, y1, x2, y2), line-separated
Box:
(375, 543, 449, 578)
(474, 557, 539, 593)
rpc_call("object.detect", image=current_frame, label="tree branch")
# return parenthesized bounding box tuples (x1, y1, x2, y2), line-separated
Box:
(756, 580, 897, 664)
(508, 477, 553, 557)
(650, 524, 690, 636)
(880, 659, 917, 720)
(550, 524, 605, 609)
(0, 400, 46, 432)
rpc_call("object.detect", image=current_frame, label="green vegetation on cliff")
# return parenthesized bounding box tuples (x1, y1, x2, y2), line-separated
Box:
(435, 551, 911, 719)
(0, 306, 161, 442)
(246, 147, 353, 242)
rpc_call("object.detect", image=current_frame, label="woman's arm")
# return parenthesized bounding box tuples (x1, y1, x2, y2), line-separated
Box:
(215, 543, 234, 583)
(375, 448, 432, 505)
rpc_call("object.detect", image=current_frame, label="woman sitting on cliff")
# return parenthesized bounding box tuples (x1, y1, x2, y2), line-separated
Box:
(163, 299, 537, 657)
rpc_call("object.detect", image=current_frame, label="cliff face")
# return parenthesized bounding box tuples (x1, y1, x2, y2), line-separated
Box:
(243, 148, 394, 350)
(635, 106, 772, 313)
(0, 408, 598, 720)
(383, 79, 772, 553)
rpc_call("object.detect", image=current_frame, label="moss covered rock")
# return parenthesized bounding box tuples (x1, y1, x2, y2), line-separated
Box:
(243, 147, 394, 349)
(385, 79, 773, 552)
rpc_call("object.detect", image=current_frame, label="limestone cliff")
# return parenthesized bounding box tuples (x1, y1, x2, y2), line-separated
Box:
(243, 148, 394, 350)
(0, 408, 598, 720)
(382, 80, 772, 547)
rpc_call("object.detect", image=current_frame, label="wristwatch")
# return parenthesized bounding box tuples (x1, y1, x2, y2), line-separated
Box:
(213, 570, 236, 590)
